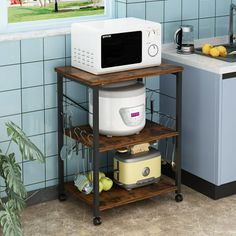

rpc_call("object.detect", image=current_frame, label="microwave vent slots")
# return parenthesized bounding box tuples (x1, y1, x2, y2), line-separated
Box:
(73, 48, 94, 68)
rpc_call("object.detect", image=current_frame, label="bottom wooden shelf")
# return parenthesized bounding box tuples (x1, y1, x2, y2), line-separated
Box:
(64, 177, 177, 211)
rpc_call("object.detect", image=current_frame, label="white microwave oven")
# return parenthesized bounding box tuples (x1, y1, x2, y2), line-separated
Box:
(71, 18, 162, 75)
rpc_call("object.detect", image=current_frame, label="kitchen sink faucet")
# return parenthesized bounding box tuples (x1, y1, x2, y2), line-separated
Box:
(229, 3, 236, 45)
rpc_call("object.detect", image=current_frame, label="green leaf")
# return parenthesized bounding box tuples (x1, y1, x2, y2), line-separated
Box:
(6, 188, 26, 212)
(6, 121, 45, 163)
(0, 201, 23, 236)
(2, 154, 26, 199)
(0, 121, 46, 236)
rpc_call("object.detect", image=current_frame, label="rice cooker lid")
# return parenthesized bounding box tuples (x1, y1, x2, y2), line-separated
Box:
(115, 147, 160, 163)
(99, 82, 145, 98)
(102, 81, 137, 88)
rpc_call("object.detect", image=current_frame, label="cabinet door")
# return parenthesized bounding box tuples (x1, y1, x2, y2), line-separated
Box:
(221, 77, 236, 184)
(161, 61, 220, 184)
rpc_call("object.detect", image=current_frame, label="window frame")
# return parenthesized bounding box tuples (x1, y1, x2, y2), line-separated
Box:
(0, 0, 114, 34)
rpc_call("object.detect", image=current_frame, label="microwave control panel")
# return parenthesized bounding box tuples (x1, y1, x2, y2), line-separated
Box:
(144, 28, 161, 61)
(148, 44, 159, 57)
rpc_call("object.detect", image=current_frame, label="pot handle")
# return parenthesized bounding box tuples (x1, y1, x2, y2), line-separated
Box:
(174, 28, 182, 49)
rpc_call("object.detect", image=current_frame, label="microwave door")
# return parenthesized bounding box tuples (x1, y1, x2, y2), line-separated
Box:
(101, 31, 142, 68)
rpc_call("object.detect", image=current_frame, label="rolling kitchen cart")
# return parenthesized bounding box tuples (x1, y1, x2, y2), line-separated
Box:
(55, 64, 183, 225)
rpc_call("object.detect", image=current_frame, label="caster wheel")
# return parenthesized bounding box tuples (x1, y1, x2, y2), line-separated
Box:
(59, 193, 67, 201)
(175, 194, 183, 202)
(93, 216, 102, 226)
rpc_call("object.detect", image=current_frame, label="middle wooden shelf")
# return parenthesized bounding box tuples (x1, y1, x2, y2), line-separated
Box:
(64, 120, 178, 153)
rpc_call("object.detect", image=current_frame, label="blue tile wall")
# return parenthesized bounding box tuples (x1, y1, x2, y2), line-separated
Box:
(0, 90, 21, 116)
(199, 17, 215, 38)
(0, 41, 20, 66)
(116, 0, 232, 42)
(0, 36, 70, 192)
(199, 0, 215, 18)
(21, 38, 43, 63)
(117, 2, 127, 18)
(146, 1, 164, 23)
(164, 0, 182, 22)
(22, 62, 44, 88)
(0, 0, 232, 194)
(44, 58, 65, 84)
(216, 16, 229, 37)
(127, 3, 146, 19)
(44, 35, 66, 60)
(22, 86, 44, 112)
(23, 160, 45, 185)
(0, 64, 21, 92)
(182, 0, 198, 20)
(216, 0, 231, 17)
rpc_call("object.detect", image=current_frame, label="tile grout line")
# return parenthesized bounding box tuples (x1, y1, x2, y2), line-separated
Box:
(19, 39, 25, 186)
(163, 0, 165, 43)
(43, 37, 47, 189)
(0, 106, 58, 119)
(214, 0, 217, 37)
(0, 56, 67, 68)
(198, 0, 200, 39)
(0, 130, 59, 145)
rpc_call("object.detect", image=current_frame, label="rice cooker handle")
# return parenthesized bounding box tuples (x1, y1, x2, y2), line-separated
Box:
(114, 161, 120, 180)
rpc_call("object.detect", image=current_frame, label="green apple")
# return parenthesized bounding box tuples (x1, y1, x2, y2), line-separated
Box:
(88, 171, 105, 182)
(100, 172, 106, 179)
(100, 177, 113, 191)
(99, 181, 103, 193)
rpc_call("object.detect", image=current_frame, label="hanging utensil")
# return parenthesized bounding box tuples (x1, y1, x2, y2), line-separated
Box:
(60, 113, 73, 161)
(67, 114, 75, 160)
(164, 138, 169, 163)
(89, 147, 93, 171)
(74, 144, 93, 194)
(171, 137, 176, 170)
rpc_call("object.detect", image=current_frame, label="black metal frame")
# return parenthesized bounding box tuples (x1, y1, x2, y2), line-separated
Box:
(56, 70, 183, 224)
(57, 74, 66, 201)
(57, 75, 101, 221)
(175, 72, 182, 196)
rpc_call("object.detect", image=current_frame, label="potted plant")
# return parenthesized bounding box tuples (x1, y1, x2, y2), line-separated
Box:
(0, 121, 45, 236)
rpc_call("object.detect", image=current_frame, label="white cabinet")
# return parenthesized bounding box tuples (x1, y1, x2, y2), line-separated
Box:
(220, 77, 236, 184)
(162, 60, 236, 187)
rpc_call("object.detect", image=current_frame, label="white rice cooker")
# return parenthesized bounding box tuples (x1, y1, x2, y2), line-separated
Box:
(89, 81, 146, 136)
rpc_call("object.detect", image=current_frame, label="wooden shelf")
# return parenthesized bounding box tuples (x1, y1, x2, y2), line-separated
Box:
(65, 177, 176, 211)
(65, 120, 178, 152)
(55, 64, 183, 86)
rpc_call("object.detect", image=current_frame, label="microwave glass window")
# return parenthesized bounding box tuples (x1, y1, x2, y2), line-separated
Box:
(101, 31, 142, 68)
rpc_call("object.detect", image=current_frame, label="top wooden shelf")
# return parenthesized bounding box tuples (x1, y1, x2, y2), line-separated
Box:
(55, 64, 183, 86)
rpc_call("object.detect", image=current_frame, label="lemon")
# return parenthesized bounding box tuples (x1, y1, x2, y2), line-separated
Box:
(220, 51, 227, 57)
(210, 47, 220, 57)
(216, 46, 227, 57)
(202, 43, 213, 55)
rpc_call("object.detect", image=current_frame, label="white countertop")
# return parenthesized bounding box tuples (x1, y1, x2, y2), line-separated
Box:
(162, 36, 236, 75)
(0, 28, 70, 42)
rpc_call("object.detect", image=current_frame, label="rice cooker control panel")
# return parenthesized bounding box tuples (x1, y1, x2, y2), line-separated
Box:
(119, 105, 144, 127)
